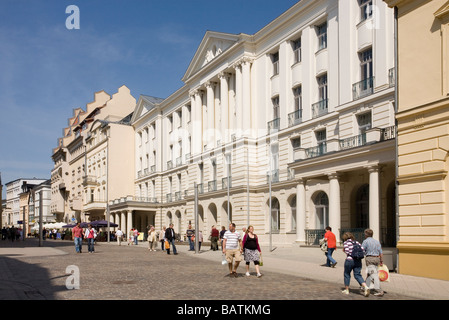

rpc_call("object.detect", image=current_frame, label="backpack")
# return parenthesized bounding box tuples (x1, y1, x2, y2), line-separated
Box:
(351, 241, 365, 259)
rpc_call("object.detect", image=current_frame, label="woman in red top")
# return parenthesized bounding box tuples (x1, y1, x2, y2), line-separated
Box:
(324, 226, 337, 267)
(210, 226, 219, 251)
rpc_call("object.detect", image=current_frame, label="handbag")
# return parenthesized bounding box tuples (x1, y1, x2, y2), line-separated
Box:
(164, 240, 170, 249)
(378, 264, 390, 282)
(259, 253, 263, 267)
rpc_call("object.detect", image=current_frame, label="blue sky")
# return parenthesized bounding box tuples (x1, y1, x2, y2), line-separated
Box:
(0, 0, 299, 197)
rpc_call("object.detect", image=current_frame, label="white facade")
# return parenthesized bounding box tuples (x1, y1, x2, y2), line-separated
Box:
(110, 0, 396, 246)
(5, 178, 47, 227)
(31, 180, 52, 224)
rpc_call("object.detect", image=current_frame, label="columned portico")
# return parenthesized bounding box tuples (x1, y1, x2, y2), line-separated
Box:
(328, 173, 341, 240)
(296, 178, 306, 244)
(368, 165, 380, 241)
(219, 72, 230, 144)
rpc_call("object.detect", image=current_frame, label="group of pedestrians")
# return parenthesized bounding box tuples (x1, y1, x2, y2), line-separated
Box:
(72, 222, 97, 254)
(322, 226, 385, 297)
(1, 226, 21, 241)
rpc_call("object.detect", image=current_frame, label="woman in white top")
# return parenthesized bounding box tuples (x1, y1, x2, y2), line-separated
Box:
(147, 226, 157, 251)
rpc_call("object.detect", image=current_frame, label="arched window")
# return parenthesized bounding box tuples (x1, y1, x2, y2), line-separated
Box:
(356, 184, 369, 228)
(315, 191, 329, 229)
(290, 196, 297, 231)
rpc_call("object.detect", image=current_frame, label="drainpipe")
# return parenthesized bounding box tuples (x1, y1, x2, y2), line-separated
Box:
(393, 6, 399, 273)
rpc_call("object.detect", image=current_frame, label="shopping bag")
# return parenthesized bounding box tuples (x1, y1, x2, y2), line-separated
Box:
(221, 254, 227, 265)
(378, 264, 390, 282)
(165, 240, 170, 249)
(259, 253, 263, 267)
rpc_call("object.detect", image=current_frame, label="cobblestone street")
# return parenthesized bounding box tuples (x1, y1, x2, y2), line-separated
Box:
(0, 239, 417, 302)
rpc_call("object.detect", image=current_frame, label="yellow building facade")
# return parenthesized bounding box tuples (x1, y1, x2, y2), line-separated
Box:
(385, 0, 449, 280)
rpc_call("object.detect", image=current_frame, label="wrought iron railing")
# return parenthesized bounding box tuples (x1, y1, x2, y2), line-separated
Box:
(222, 177, 232, 189)
(352, 77, 374, 100)
(288, 109, 302, 127)
(208, 180, 217, 192)
(339, 133, 366, 150)
(381, 126, 396, 141)
(175, 191, 182, 201)
(267, 169, 279, 184)
(267, 118, 280, 134)
(312, 99, 328, 118)
(167, 160, 173, 170)
(305, 142, 327, 158)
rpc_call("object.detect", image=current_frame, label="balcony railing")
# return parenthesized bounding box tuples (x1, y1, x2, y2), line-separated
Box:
(150, 165, 156, 173)
(288, 109, 302, 127)
(267, 169, 279, 184)
(144, 168, 149, 176)
(339, 133, 366, 150)
(267, 118, 280, 134)
(176, 156, 182, 167)
(389, 68, 395, 87)
(381, 126, 396, 141)
(167, 160, 173, 170)
(208, 180, 217, 192)
(197, 183, 204, 194)
(166, 193, 172, 203)
(133, 196, 158, 203)
(222, 177, 232, 189)
(352, 77, 374, 100)
(175, 191, 182, 201)
(312, 99, 328, 119)
(305, 142, 327, 158)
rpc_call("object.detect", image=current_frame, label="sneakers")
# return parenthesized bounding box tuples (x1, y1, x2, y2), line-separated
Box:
(364, 287, 370, 297)
(245, 272, 251, 277)
(257, 273, 263, 278)
(374, 291, 384, 297)
(341, 289, 349, 295)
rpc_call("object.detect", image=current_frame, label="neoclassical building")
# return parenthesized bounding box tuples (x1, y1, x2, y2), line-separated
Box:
(51, 85, 136, 225)
(109, 0, 396, 248)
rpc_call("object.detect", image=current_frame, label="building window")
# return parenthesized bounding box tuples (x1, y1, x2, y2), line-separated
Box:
(318, 74, 328, 102)
(315, 191, 329, 229)
(357, 112, 372, 133)
(271, 52, 279, 76)
(293, 86, 302, 115)
(292, 38, 301, 64)
(291, 137, 301, 149)
(317, 22, 327, 51)
(360, 0, 373, 22)
(272, 96, 280, 119)
(360, 48, 373, 81)
(356, 184, 369, 229)
(270, 198, 280, 232)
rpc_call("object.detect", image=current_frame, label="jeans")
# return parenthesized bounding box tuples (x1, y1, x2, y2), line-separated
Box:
(344, 258, 365, 287)
(74, 237, 83, 253)
(188, 236, 194, 250)
(87, 238, 95, 252)
(326, 248, 336, 266)
(134, 235, 138, 245)
(166, 238, 177, 254)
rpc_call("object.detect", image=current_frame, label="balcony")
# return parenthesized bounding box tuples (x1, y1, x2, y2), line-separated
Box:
(144, 168, 149, 176)
(167, 160, 173, 170)
(208, 180, 217, 192)
(267, 118, 280, 134)
(166, 193, 173, 203)
(197, 183, 204, 194)
(137, 170, 142, 178)
(150, 165, 156, 173)
(176, 156, 182, 167)
(339, 133, 366, 150)
(381, 125, 396, 141)
(312, 99, 328, 119)
(222, 177, 232, 189)
(83, 175, 99, 186)
(267, 169, 279, 184)
(288, 109, 302, 127)
(389, 68, 395, 87)
(352, 77, 374, 100)
(175, 191, 182, 201)
(305, 143, 327, 158)
(133, 196, 158, 203)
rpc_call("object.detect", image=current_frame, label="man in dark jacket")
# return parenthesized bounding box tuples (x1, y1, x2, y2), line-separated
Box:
(165, 223, 178, 255)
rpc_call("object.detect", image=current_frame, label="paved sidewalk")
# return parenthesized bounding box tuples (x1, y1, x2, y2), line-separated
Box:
(0, 239, 448, 300)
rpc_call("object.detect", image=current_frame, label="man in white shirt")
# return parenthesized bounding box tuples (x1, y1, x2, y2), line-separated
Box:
(222, 223, 243, 277)
(115, 228, 123, 246)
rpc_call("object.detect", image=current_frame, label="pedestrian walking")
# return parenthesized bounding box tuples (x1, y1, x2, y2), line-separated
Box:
(341, 232, 370, 297)
(165, 223, 178, 255)
(84, 224, 97, 253)
(128, 229, 134, 245)
(219, 226, 226, 250)
(159, 226, 166, 251)
(222, 223, 243, 278)
(324, 226, 337, 267)
(133, 228, 139, 245)
(198, 230, 203, 251)
(362, 228, 384, 297)
(186, 224, 195, 251)
(115, 228, 123, 246)
(210, 225, 219, 251)
(147, 226, 157, 251)
(242, 225, 262, 278)
(72, 222, 84, 253)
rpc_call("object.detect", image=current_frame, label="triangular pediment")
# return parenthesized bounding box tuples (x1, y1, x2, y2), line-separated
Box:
(182, 31, 240, 82)
(435, 0, 449, 19)
(130, 95, 164, 123)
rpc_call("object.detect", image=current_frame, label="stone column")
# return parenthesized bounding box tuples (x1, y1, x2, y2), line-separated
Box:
(234, 62, 243, 137)
(121, 211, 126, 234)
(206, 81, 215, 148)
(328, 173, 341, 241)
(127, 210, 133, 236)
(296, 179, 306, 244)
(241, 58, 251, 136)
(219, 72, 229, 144)
(368, 166, 380, 241)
